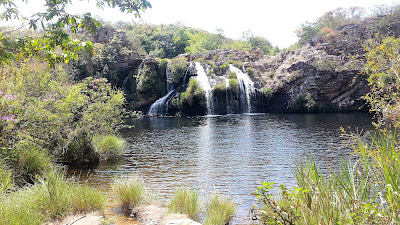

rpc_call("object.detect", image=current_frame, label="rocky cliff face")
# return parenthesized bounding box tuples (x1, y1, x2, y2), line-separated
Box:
(186, 42, 369, 114)
(245, 43, 369, 113)
(69, 28, 370, 115)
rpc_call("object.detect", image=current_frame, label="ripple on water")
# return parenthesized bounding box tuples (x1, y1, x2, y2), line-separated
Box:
(67, 113, 373, 225)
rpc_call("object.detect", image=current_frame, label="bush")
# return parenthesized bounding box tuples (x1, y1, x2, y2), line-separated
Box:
(13, 140, 53, 181)
(169, 59, 189, 84)
(365, 37, 400, 127)
(212, 82, 227, 94)
(91, 134, 126, 160)
(168, 188, 201, 220)
(180, 78, 205, 107)
(204, 194, 236, 225)
(228, 79, 239, 93)
(136, 64, 157, 93)
(227, 71, 237, 79)
(112, 175, 146, 211)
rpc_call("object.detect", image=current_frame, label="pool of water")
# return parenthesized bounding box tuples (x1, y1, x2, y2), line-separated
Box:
(67, 113, 373, 224)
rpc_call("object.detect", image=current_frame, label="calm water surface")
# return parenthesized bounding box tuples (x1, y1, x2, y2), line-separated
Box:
(68, 113, 373, 224)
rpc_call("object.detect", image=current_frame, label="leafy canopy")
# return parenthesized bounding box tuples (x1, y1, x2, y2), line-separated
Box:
(0, 0, 151, 67)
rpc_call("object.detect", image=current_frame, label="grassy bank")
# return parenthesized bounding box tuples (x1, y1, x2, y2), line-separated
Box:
(0, 173, 105, 225)
(253, 131, 400, 225)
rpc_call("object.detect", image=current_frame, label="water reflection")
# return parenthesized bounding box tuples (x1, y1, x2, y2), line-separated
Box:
(68, 113, 373, 224)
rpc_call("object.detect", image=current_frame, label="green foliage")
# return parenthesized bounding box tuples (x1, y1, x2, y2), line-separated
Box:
(227, 71, 237, 79)
(91, 135, 126, 159)
(291, 93, 316, 113)
(246, 67, 254, 75)
(0, 61, 126, 166)
(169, 59, 189, 84)
(112, 175, 146, 211)
(137, 64, 157, 93)
(0, 172, 105, 224)
(179, 78, 205, 107)
(263, 88, 273, 100)
(204, 194, 236, 225)
(12, 140, 53, 181)
(158, 58, 170, 75)
(168, 188, 201, 220)
(212, 82, 227, 94)
(0, 0, 151, 67)
(364, 37, 400, 127)
(242, 30, 280, 55)
(228, 60, 243, 69)
(295, 7, 365, 45)
(228, 79, 239, 93)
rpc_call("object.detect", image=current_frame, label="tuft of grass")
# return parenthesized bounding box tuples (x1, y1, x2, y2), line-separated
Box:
(204, 194, 236, 225)
(92, 134, 126, 159)
(70, 182, 106, 213)
(14, 140, 53, 180)
(0, 172, 105, 224)
(228, 79, 239, 93)
(212, 82, 227, 93)
(112, 175, 146, 211)
(168, 188, 201, 220)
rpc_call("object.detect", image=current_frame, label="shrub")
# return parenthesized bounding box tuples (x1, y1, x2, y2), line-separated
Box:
(228, 79, 239, 93)
(204, 194, 236, 225)
(136, 64, 157, 93)
(291, 93, 316, 112)
(227, 71, 237, 79)
(228, 60, 243, 69)
(168, 188, 201, 220)
(13, 140, 53, 180)
(212, 82, 227, 94)
(112, 175, 146, 211)
(169, 59, 189, 84)
(92, 134, 126, 160)
(220, 63, 229, 70)
(180, 78, 205, 107)
(365, 37, 400, 127)
(246, 67, 254, 75)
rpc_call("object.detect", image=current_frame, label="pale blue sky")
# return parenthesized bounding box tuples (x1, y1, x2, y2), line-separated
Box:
(12, 0, 400, 47)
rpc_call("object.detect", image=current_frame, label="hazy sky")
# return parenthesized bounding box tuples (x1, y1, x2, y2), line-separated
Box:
(12, 0, 400, 47)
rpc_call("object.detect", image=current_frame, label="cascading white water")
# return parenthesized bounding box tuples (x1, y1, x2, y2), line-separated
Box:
(148, 90, 175, 116)
(195, 62, 214, 115)
(229, 65, 255, 113)
(148, 63, 175, 116)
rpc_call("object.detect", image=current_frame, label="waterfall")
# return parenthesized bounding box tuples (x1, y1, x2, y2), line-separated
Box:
(148, 63, 175, 116)
(194, 62, 214, 115)
(229, 65, 255, 113)
(148, 90, 175, 116)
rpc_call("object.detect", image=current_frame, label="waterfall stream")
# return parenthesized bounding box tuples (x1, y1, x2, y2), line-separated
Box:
(229, 65, 255, 113)
(195, 62, 214, 115)
(148, 63, 175, 116)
